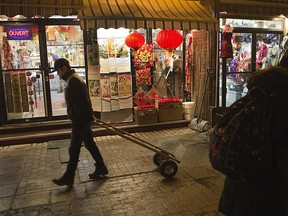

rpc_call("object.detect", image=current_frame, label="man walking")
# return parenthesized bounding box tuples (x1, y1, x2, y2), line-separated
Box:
(52, 58, 108, 187)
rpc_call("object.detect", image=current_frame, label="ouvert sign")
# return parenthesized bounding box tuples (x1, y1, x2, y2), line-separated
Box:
(6, 26, 32, 40)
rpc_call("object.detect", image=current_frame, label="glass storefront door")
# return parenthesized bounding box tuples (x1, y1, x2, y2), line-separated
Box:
(0, 24, 46, 120)
(0, 21, 85, 123)
(46, 25, 85, 117)
(219, 30, 283, 107)
(220, 32, 252, 107)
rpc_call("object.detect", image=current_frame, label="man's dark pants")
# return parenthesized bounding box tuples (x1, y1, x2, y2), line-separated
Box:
(65, 121, 104, 177)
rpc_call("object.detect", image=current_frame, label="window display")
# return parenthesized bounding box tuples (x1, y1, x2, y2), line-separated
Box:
(0, 19, 87, 123)
(91, 28, 133, 113)
(1, 25, 46, 120)
(153, 29, 184, 99)
(46, 25, 85, 116)
(98, 28, 131, 74)
(256, 33, 281, 69)
(219, 20, 283, 107)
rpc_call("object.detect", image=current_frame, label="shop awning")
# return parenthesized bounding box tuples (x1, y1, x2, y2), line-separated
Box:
(78, 0, 219, 31)
(0, 0, 84, 19)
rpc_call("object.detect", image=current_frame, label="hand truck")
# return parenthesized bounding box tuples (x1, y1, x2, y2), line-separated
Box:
(93, 117, 181, 178)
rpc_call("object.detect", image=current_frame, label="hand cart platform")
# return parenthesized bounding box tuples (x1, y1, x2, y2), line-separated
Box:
(94, 117, 181, 178)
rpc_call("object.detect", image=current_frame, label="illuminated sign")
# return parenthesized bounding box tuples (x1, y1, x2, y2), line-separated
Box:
(6, 27, 32, 40)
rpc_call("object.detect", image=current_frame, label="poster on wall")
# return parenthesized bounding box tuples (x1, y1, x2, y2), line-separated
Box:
(87, 44, 99, 66)
(107, 38, 117, 72)
(87, 63, 101, 111)
(98, 29, 131, 74)
(115, 38, 130, 72)
(108, 52, 117, 72)
(88, 80, 101, 112)
(118, 74, 133, 109)
(110, 76, 119, 111)
(99, 38, 110, 73)
(100, 77, 111, 112)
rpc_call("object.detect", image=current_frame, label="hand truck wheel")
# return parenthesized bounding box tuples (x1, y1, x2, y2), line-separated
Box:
(159, 160, 178, 178)
(153, 152, 167, 166)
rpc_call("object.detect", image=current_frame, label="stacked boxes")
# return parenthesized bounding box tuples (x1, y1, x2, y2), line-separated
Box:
(134, 98, 184, 124)
(155, 98, 183, 122)
(134, 106, 158, 125)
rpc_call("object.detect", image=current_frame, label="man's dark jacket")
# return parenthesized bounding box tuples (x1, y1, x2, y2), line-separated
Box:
(62, 70, 93, 123)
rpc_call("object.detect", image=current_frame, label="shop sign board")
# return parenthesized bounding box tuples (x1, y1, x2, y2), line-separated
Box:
(6, 26, 32, 40)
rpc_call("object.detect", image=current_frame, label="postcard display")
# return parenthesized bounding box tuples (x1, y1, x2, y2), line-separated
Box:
(87, 29, 133, 123)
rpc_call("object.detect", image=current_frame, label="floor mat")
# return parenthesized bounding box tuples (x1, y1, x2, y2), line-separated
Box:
(47, 139, 70, 163)
(47, 139, 70, 149)
(59, 147, 69, 163)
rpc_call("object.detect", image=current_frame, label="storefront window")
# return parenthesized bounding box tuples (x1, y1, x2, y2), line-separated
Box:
(0, 25, 46, 120)
(46, 25, 85, 116)
(91, 28, 133, 115)
(152, 29, 183, 99)
(219, 18, 284, 107)
(256, 33, 281, 69)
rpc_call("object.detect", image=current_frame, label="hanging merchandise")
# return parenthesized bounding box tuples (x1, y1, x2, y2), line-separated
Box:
(156, 29, 183, 56)
(144, 86, 165, 105)
(134, 44, 154, 67)
(11, 73, 22, 113)
(2, 36, 12, 69)
(185, 33, 193, 100)
(256, 43, 268, 68)
(26, 71, 35, 116)
(220, 24, 234, 58)
(19, 72, 29, 112)
(133, 87, 147, 106)
(125, 31, 145, 56)
(136, 68, 151, 86)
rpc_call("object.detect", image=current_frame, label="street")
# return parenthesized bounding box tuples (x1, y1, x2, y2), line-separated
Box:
(0, 127, 225, 216)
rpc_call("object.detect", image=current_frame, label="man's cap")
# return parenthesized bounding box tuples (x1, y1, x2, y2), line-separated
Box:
(50, 58, 70, 73)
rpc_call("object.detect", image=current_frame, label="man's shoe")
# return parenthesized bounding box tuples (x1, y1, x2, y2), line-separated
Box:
(89, 165, 109, 179)
(52, 175, 74, 187)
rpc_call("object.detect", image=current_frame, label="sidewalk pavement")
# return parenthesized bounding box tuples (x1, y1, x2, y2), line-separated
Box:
(0, 127, 225, 216)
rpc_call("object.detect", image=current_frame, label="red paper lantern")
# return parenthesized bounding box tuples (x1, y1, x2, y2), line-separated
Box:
(125, 31, 145, 56)
(156, 29, 183, 56)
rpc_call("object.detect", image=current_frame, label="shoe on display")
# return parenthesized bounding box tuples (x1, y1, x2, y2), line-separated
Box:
(89, 165, 109, 179)
(52, 175, 74, 187)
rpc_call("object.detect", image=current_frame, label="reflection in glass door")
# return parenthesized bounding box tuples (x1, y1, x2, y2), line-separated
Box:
(46, 25, 85, 117)
(220, 33, 252, 106)
(256, 33, 281, 70)
(0, 25, 46, 120)
(219, 31, 282, 107)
